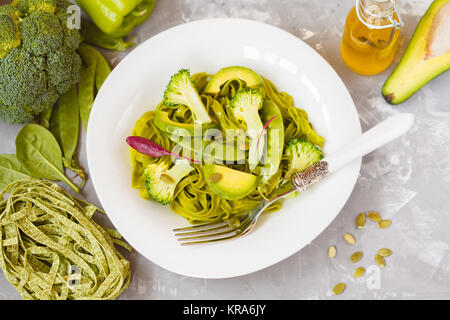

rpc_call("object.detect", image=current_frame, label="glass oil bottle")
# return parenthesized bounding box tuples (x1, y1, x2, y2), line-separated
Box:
(341, 0, 404, 75)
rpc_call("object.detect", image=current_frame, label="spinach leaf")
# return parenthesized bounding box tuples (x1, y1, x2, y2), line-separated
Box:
(0, 154, 34, 190)
(15, 124, 80, 193)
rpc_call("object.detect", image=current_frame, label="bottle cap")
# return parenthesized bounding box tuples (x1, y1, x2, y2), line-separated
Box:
(356, 0, 404, 29)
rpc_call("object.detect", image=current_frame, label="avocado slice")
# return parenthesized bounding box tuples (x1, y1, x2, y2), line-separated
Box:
(154, 111, 217, 136)
(204, 66, 264, 94)
(382, 0, 450, 104)
(259, 101, 284, 183)
(203, 164, 258, 200)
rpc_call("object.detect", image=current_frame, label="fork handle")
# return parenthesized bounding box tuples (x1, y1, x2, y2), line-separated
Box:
(324, 113, 414, 174)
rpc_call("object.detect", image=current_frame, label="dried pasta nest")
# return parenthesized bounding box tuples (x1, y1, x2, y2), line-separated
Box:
(0, 179, 131, 300)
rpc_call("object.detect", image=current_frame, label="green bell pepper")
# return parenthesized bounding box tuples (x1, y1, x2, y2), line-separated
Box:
(76, 0, 156, 37)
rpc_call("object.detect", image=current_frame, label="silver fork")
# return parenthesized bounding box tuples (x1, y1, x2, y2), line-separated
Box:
(173, 114, 414, 245)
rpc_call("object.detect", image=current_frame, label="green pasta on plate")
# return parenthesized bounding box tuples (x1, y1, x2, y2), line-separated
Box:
(127, 66, 325, 224)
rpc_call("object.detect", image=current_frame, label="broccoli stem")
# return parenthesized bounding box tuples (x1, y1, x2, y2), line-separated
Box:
(185, 88, 211, 124)
(166, 162, 194, 184)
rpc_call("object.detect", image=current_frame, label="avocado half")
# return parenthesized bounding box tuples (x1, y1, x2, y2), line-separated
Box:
(204, 66, 263, 94)
(382, 0, 450, 104)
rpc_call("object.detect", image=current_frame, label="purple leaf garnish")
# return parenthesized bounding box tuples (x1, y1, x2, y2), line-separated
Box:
(126, 136, 199, 163)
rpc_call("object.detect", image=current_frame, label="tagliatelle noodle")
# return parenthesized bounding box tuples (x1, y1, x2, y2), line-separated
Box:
(0, 179, 131, 300)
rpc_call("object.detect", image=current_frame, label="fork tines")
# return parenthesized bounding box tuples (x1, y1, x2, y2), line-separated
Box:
(173, 220, 240, 245)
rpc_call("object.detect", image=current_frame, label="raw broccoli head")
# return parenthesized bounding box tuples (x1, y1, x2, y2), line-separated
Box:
(163, 69, 212, 123)
(0, 0, 81, 124)
(284, 139, 323, 178)
(144, 161, 195, 205)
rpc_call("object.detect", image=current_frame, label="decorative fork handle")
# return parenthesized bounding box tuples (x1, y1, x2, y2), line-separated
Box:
(274, 113, 415, 203)
(292, 161, 329, 192)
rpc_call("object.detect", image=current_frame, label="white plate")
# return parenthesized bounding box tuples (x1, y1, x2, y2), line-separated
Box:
(87, 19, 361, 279)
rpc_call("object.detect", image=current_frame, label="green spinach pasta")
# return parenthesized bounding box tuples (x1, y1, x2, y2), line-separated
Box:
(0, 179, 131, 300)
(129, 67, 324, 224)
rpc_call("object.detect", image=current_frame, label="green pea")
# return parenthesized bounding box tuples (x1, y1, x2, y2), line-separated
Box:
(50, 85, 85, 180)
(78, 44, 112, 131)
(79, 63, 97, 131)
(95, 52, 111, 90)
(78, 43, 112, 91)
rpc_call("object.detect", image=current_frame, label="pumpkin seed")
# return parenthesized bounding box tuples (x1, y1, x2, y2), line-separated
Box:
(344, 233, 356, 245)
(367, 212, 381, 222)
(375, 255, 386, 268)
(377, 248, 392, 257)
(332, 283, 346, 295)
(378, 220, 392, 229)
(160, 174, 175, 184)
(350, 251, 363, 263)
(209, 173, 223, 183)
(328, 245, 337, 259)
(356, 213, 365, 229)
(353, 267, 366, 278)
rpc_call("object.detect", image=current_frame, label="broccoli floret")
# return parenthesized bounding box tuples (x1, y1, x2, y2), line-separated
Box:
(0, 0, 81, 124)
(0, 48, 48, 113)
(47, 45, 81, 94)
(229, 89, 265, 170)
(284, 139, 323, 179)
(0, 5, 21, 20)
(17, 0, 57, 15)
(164, 69, 212, 124)
(0, 102, 34, 124)
(0, 13, 21, 59)
(20, 10, 63, 56)
(144, 160, 195, 205)
(55, 0, 71, 11)
(55, 0, 81, 50)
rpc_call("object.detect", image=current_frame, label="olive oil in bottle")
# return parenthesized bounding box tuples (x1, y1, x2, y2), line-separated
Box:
(341, 0, 404, 75)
